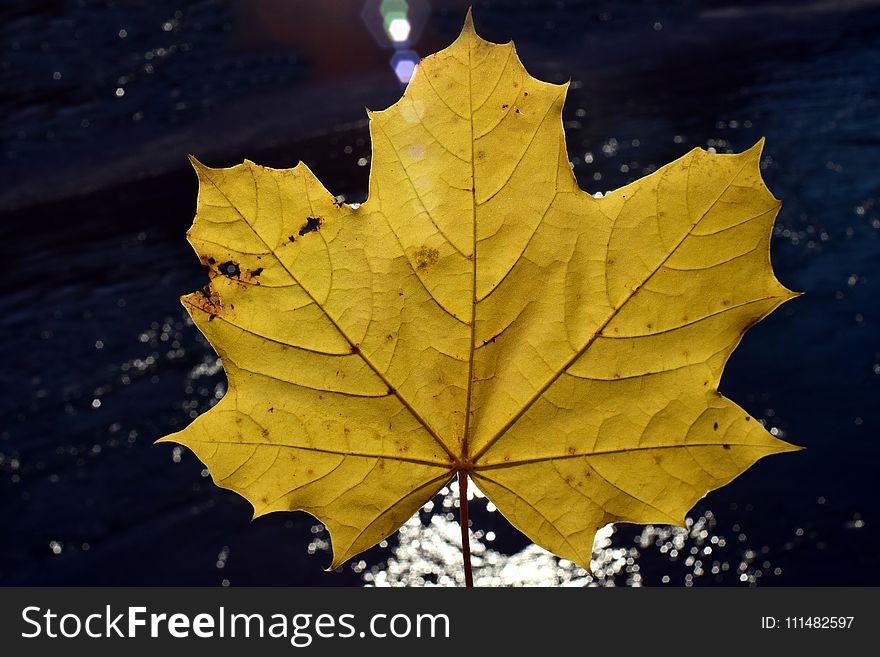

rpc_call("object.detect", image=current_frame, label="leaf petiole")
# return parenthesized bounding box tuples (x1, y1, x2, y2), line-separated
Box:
(458, 472, 474, 587)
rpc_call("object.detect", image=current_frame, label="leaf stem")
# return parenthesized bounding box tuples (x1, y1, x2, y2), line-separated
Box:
(458, 472, 474, 587)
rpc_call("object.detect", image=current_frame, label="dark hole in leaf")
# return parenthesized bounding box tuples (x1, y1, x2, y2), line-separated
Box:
(219, 261, 240, 277)
(299, 216, 322, 236)
(251, 267, 264, 277)
(207, 257, 216, 265)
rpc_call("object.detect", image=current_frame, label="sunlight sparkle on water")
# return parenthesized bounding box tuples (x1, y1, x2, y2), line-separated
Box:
(347, 485, 797, 587)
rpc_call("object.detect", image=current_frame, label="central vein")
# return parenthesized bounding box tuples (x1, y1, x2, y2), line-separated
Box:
(461, 30, 478, 468)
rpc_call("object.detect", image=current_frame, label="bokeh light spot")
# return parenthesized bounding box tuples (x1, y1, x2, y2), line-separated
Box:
(391, 50, 419, 84)
(388, 17, 411, 43)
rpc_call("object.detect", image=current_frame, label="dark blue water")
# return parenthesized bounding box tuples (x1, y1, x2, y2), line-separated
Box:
(2, 0, 878, 586)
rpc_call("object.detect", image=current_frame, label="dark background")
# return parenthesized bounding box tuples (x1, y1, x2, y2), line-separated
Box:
(2, 0, 878, 586)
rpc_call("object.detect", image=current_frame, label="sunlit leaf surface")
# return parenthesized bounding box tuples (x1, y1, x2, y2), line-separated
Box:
(159, 12, 799, 570)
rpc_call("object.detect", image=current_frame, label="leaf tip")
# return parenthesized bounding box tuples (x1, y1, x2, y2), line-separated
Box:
(292, 160, 314, 178)
(179, 291, 197, 308)
(776, 437, 805, 454)
(742, 136, 767, 162)
(187, 153, 205, 171)
(739, 136, 784, 206)
(456, 6, 484, 43)
(463, 6, 475, 32)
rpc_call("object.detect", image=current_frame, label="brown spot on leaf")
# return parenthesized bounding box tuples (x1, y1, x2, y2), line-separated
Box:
(414, 245, 440, 271)
(713, 422, 719, 431)
(299, 216, 321, 236)
(190, 286, 222, 317)
(723, 444, 731, 450)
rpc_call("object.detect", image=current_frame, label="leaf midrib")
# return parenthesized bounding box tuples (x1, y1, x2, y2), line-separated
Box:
(460, 28, 479, 466)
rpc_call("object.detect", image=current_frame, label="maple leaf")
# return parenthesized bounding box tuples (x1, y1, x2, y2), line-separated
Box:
(158, 12, 800, 574)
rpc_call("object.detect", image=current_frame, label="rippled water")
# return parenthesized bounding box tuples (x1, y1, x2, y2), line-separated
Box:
(2, 0, 878, 585)
(364, 485, 789, 587)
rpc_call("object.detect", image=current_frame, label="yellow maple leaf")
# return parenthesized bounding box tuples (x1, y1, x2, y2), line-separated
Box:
(158, 12, 800, 575)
